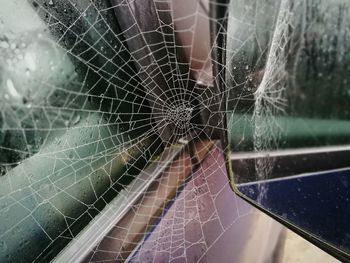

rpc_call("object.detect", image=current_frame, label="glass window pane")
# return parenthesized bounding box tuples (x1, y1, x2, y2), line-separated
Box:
(0, 1, 161, 261)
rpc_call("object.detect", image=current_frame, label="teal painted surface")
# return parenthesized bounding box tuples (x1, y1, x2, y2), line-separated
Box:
(228, 113, 350, 151)
(0, 111, 158, 262)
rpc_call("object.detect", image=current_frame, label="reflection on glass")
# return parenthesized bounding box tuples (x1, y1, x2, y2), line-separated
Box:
(226, 0, 350, 254)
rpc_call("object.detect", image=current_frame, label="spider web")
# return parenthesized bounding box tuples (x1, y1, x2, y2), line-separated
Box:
(0, 0, 288, 262)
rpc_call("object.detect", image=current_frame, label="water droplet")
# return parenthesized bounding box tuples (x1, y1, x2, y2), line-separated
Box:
(6, 79, 21, 99)
(54, 137, 61, 145)
(0, 40, 9, 49)
(0, 165, 7, 176)
(0, 241, 7, 252)
(72, 115, 80, 125)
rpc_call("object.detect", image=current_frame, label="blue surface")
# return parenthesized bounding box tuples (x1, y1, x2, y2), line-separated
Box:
(238, 169, 350, 253)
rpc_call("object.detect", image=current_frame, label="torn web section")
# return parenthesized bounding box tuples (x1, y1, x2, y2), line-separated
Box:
(0, 0, 162, 262)
(225, 0, 282, 183)
(225, 0, 300, 202)
(226, 1, 350, 252)
(227, 0, 350, 184)
(225, 0, 281, 152)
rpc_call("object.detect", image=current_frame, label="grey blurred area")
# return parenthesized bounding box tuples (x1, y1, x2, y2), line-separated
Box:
(280, 230, 340, 263)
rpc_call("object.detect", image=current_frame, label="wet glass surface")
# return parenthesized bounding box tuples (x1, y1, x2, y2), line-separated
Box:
(0, 1, 160, 261)
(226, 0, 350, 255)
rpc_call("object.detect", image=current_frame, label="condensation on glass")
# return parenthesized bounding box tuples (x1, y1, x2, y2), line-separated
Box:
(0, 1, 159, 262)
(226, 0, 350, 254)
